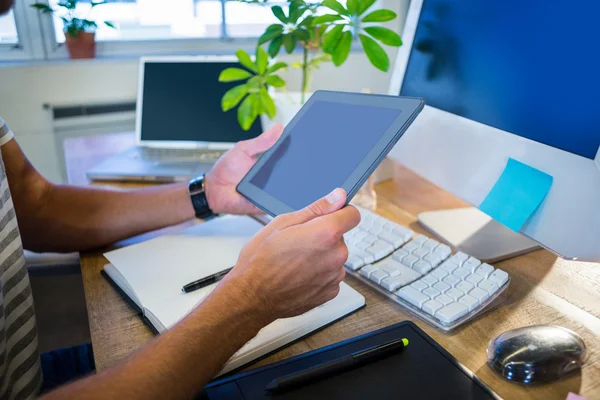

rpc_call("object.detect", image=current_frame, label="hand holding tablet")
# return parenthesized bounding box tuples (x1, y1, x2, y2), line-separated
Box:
(237, 90, 424, 216)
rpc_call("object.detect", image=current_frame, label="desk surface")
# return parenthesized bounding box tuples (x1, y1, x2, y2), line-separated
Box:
(65, 133, 600, 400)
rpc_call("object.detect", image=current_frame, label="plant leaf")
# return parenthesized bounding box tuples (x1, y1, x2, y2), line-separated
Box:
(357, 0, 377, 15)
(362, 9, 397, 23)
(268, 35, 283, 57)
(332, 30, 352, 66)
(312, 14, 344, 25)
(222, 84, 249, 112)
(90, 1, 105, 7)
(104, 21, 116, 29)
(294, 29, 310, 42)
(283, 34, 297, 54)
(238, 94, 258, 131)
(235, 49, 257, 73)
(322, 0, 348, 16)
(347, 0, 359, 15)
(321, 24, 344, 53)
(288, 1, 305, 24)
(271, 6, 287, 23)
(266, 75, 286, 88)
(359, 33, 389, 71)
(30, 4, 54, 13)
(247, 75, 263, 89)
(256, 46, 268, 74)
(363, 26, 402, 46)
(258, 24, 283, 45)
(266, 61, 287, 74)
(219, 67, 253, 82)
(259, 87, 277, 119)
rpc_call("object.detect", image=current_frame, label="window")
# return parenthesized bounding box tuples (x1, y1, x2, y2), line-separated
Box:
(0, 10, 18, 45)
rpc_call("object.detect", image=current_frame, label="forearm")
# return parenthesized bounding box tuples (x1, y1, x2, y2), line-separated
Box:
(21, 183, 195, 252)
(42, 279, 269, 400)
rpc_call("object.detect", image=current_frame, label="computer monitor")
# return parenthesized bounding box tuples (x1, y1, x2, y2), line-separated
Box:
(136, 56, 263, 149)
(388, 0, 600, 261)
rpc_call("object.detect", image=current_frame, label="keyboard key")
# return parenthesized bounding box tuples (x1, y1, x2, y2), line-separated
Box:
(412, 247, 430, 258)
(411, 280, 429, 291)
(458, 294, 479, 312)
(439, 260, 459, 273)
(354, 229, 368, 240)
(354, 241, 371, 250)
(489, 269, 509, 287)
(464, 257, 482, 272)
(413, 234, 428, 244)
(349, 248, 375, 264)
(476, 263, 494, 278)
(422, 287, 441, 299)
(392, 249, 408, 263)
(401, 241, 421, 253)
(466, 273, 484, 286)
(435, 302, 468, 323)
(397, 286, 430, 308)
(478, 279, 500, 296)
(413, 260, 432, 274)
(435, 294, 454, 306)
(382, 222, 396, 232)
(346, 236, 362, 246)
(344, 255, 365, 271)
(377, 230, 406, 248)
(363, 234, 378, 244)
(452, 267, 471, 280)
(433, 244, 452, 259)
(381, 267, 421, 291)
(456, 281, 474, 293)
(366, 241, 395, 261)
(393, 226, 414, 242)
(369, 269, 389, 285)
(367, 225, 383, 236)
(469, 287, 490, 303)
(401, 254, 420, 268)
(424, 253, 442, 267)
(359, 264, 377, 279)
(381, 264, 402, 277)
(442, 275, 461, 287)
(433, 281, 451, 293)
(422, 299, 444, 316)
(431, 268, 448, 280)
(452, 252, 469, 265)
(422, 238, 439, 249)
(421, 274, 439, 286)
(445, 287, 464, 301)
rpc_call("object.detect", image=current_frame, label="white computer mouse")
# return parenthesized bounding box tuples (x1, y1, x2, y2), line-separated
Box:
(486, 325, 587, 384)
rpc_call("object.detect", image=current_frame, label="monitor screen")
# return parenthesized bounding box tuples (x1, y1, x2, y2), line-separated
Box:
(400, 0, 600, 159)
(250, 100, 402, 210)
(140, 61, 263, 143)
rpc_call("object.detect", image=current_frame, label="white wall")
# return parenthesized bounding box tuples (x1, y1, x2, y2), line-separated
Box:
(0, 0, 409, 183)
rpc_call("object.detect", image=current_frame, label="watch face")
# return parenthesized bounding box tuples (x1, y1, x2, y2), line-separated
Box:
(189, 174, 206, 195)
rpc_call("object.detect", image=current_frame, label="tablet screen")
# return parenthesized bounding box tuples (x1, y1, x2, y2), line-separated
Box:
(250, 100, 402, 210)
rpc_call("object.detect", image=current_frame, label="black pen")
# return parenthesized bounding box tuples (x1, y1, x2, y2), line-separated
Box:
(264, 337, 409, 395)
(182, 267, 233, 293)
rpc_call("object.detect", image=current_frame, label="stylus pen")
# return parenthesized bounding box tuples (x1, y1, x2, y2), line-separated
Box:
(182, 267, 233, 293)
(264, 337, 409, 395)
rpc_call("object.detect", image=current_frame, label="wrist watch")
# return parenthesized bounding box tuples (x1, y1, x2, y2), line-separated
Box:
(188, 174, 215, 219)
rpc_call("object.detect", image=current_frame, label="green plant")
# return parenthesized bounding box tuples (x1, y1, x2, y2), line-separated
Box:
(31, 0, 115, 38)
(220, 0, 402, 130)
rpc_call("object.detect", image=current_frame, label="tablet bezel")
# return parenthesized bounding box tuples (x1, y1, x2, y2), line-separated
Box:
(237, 90, 424, 216)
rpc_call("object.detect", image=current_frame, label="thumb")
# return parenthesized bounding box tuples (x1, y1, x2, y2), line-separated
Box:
(243, 123, 284, 157)
(282, 188, 347, 227)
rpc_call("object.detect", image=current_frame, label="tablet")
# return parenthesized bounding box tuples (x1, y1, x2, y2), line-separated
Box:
(237, 90, 425, 216)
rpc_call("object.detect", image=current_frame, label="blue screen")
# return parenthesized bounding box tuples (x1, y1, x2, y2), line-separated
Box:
(251, 101, 401, 210)
(400, 0, 600, 159)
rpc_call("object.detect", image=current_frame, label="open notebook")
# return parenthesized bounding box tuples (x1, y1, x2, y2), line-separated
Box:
(103, 215, 365, 375)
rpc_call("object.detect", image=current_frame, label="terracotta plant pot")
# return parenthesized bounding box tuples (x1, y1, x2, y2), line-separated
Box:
(65, 31, 96, 59)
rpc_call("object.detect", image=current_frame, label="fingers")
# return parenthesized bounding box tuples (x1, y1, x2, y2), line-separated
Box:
(299, 204, 361, 247)
(241, 124, 284, 157)
(272, 188, 347, 229)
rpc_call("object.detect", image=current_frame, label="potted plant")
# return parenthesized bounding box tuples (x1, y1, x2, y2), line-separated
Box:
(219, 0, 402, 131)
(31, 0, 115, 59)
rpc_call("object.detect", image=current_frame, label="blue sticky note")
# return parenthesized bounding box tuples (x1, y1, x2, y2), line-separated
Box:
(478, 158, 553, 232)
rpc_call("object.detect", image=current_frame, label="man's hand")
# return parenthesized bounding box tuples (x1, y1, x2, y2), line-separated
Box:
(215, 188, 361, 324)
(204, 124, 284, 215)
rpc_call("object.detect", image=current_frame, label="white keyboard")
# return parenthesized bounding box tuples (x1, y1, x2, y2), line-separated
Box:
(344, 207, 510, 331)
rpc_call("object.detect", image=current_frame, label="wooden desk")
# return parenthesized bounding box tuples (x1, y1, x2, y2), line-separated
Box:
(65, 133, 600, 400)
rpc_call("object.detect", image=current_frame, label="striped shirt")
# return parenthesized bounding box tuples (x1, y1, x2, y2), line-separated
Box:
(0, 118, 42, 399)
